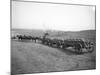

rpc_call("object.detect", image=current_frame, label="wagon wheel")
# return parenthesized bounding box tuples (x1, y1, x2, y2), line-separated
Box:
(88, 46, 94, 53)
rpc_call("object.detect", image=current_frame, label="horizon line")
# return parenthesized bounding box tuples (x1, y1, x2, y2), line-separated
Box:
(11, 28, 96, 32)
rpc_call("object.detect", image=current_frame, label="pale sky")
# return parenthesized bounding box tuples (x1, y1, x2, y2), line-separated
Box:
(12, 0, 95, 31)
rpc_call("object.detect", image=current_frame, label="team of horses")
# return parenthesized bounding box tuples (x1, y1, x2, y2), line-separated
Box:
(12, 34, 94, 54)
(15, 35, 41, 43)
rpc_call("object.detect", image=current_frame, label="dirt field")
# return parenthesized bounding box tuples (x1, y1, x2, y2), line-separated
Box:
(11, 39, 96, 75)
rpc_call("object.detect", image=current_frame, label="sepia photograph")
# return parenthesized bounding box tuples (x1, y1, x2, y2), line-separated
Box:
(11, 0, 96, 75)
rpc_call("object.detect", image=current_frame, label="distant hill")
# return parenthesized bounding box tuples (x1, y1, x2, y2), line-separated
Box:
(51, 30, 95, 42)
(11, 29, 96, 42)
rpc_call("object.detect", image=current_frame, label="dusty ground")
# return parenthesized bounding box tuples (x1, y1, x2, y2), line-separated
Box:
(11, 40, 96, 75)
